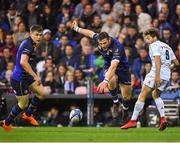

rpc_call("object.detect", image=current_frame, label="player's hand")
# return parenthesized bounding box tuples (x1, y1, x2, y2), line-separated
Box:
(97, 81, 108, 93)
(155, 75, 160, 87)
(34, 76, 42, 85)
(71, 20, 78, 30)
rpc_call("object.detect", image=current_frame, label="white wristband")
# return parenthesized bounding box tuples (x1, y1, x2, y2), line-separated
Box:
(103, 78, 109, 83)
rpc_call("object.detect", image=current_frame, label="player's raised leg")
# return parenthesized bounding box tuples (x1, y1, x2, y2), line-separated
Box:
(22, 81, 48, 126)
(121, 85, 152, 129)
(152, 88, 167, 131)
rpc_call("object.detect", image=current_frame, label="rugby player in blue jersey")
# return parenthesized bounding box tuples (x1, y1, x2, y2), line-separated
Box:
(71, 20, 132, 119)
(1, 25, 48, 131)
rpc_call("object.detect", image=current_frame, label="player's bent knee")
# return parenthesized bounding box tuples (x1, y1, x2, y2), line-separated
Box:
(16, 95, 29, 109)
(138, 94, 146, 102)
(120, 85, 131, 100)
(152, 90, 160, 99)
(38, 90, 49, 98)
(18, 100, 29, 109)
(138, 91, 147, 102)
(122, 95, 131, 100)
(18, 103, 28, 109)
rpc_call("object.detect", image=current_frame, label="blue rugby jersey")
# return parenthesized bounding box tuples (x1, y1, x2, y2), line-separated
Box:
(11, 37, 37, 81)
(93, 33, 129, 70)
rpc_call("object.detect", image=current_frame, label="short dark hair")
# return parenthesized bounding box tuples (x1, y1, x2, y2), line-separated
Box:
(143, 28, 159, 39)
(30, 24, 43, 33)
(98, 32, 110, 41)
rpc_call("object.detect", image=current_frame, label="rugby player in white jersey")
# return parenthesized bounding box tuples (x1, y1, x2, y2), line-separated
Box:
(121, 29, 179, 131)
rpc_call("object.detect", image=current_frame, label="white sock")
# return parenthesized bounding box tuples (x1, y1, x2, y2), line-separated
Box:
(154, 97, 165, 117)
(131, 100, 145, 121)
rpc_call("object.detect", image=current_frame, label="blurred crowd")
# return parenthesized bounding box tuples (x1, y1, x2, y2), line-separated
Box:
(0, 0, 179, 97)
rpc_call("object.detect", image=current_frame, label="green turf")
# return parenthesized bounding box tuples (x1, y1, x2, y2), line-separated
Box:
(0, 127, 180, 142)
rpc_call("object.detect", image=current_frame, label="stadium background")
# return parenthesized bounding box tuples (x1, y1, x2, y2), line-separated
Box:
(0, 0, 179, 129)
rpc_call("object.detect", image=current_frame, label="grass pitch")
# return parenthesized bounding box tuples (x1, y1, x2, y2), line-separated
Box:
(0, 127, 180, 142)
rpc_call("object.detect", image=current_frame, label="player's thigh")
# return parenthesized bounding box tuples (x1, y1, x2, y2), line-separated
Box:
(117, 69, 131, 85)
(117, 69, 131, 99)
(144, 74, 168, 91)
(138, 85, 152, 102)
(11, 79, 29, 96)
(29, 81, 48, 98)
(119, 83, 131, 100)
(11, 79, 30, 109)
(152, 89, 161, 100)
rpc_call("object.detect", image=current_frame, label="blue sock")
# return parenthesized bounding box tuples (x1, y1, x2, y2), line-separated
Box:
(122, 99, 131, 110)
(109, 88, 119, 104)
(25, 96, 41, 117)
(5, 104, 23, 125)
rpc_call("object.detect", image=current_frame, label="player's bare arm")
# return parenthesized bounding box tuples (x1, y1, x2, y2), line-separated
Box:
(105, 60, 119, 82)
(20, 54, 41, 85)
(154, 55, 161, 87)
(71, 20, 95, 38)
(97, 60, 119, 93)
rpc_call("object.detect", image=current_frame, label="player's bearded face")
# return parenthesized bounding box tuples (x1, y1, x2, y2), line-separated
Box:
(31, 31, 43, 45)
(98, 38, 110, 51)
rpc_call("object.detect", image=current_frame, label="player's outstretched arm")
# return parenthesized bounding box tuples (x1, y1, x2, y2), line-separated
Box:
(71, 20, 95, 38)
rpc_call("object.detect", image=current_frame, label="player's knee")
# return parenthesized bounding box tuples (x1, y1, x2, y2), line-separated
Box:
(152, 90, 160, 100)
(122, 95, 131, 100)
(138, 93, 146, 102)
(18, 100, 29, 109)
(39, 90, 49, 98)
(138, 95, 146, 102)
(121, 88, 131, 100)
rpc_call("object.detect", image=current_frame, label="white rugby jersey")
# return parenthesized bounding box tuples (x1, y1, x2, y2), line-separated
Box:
(148, 40, 176, 81)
